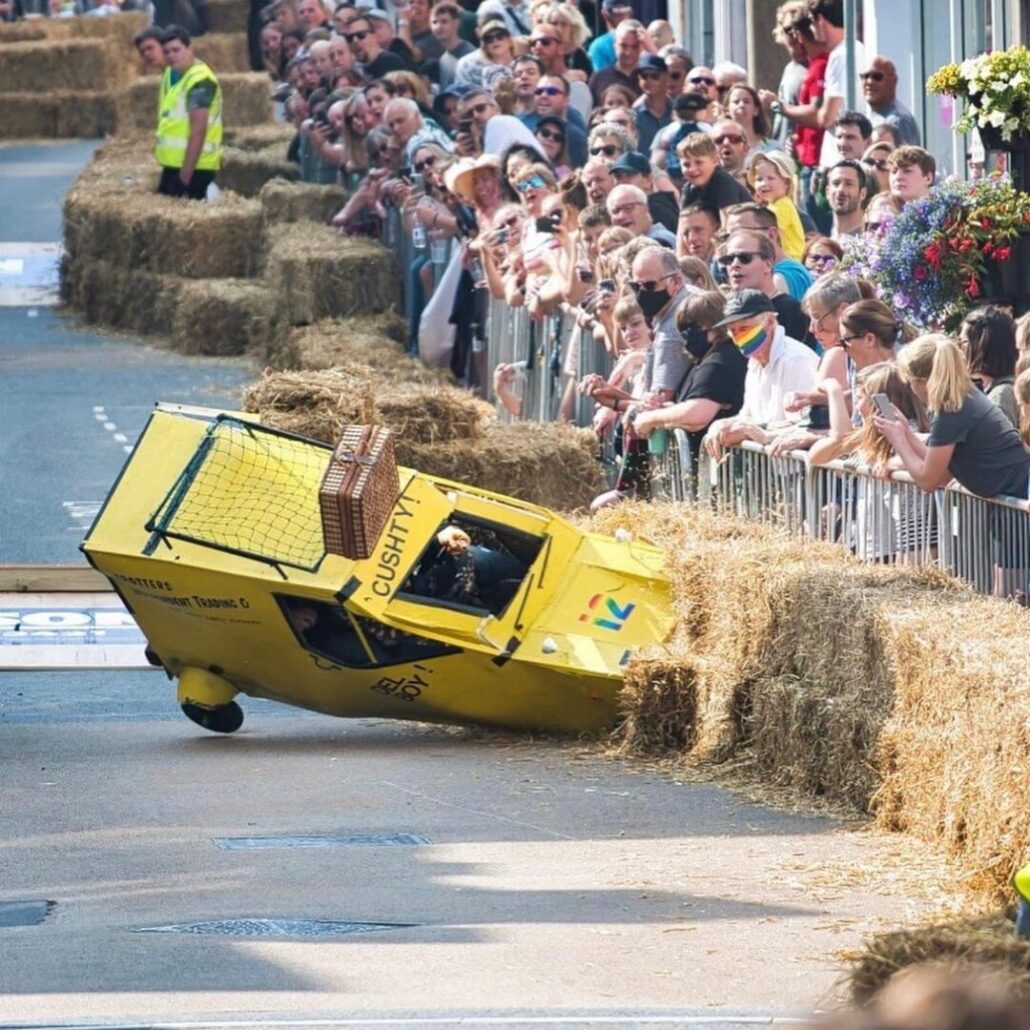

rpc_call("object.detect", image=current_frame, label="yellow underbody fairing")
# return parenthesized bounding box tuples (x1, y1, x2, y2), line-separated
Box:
(82, 406, 675, 735)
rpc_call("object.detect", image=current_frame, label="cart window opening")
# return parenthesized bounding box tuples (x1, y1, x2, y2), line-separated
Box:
(278, 596, 458, 668)
(398, 517, 543, 617)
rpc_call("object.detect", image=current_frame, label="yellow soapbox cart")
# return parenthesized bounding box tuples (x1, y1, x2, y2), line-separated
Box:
(82, 405, 674, 735)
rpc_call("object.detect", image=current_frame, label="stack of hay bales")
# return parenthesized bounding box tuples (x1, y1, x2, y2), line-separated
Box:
(61, 139, 402, 357)
(590, 500, 1030, 906)
(0, 4, 260, 141)
(243, 368, 606, 511)
(0, 13, 145, 139)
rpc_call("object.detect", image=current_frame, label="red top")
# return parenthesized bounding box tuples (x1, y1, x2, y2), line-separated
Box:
(795, 51, 828, 169)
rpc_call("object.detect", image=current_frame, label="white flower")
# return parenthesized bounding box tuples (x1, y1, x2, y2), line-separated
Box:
(968, 78, 982, 95)
(989, 108, 1007, 127)
(960, 58, 979, 80)
(1012, 71, 1026, 88)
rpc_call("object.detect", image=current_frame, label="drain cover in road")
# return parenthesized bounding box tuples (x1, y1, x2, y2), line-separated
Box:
(0, 900, 55, 927)
(213, 833, 430, 850)
(135, 918, 416, 938)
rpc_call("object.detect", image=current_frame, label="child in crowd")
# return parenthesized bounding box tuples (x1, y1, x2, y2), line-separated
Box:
(747, 150, 805, 261)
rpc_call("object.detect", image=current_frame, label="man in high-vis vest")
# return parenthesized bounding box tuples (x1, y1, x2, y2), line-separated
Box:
(155, 27, 223, 200)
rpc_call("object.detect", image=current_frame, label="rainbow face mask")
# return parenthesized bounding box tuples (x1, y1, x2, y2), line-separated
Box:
(730, 321, 769, 358)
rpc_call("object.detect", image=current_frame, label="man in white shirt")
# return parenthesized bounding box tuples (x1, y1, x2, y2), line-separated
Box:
(703, 289, 818, 460)
(811, 0, 866, 169)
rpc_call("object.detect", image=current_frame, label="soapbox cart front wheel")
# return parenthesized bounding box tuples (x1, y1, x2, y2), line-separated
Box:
(181, 701, 245, 734)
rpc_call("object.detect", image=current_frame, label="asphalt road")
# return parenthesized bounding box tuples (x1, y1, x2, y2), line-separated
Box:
(0, 140, 933, 1029)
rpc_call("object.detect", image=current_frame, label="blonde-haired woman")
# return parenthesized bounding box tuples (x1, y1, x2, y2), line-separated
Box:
(873, 334, 1030, 499)
(810, 362, 933, 562)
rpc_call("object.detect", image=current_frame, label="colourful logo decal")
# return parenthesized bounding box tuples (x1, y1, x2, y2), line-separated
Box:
(579, 594, 636, 631)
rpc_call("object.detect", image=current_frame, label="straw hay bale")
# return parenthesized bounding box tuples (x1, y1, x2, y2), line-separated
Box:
(377, 385, 491, 445)
(206, 0, 250, 34)
(219, 143, 299, 196)
(0, 20, 49, 42)
(401, 421, 605, 510)
(194, 32, 252, 74)
(0, 38, 133, 91)
(618, 654, 702, 753)
(842, 914, 1030, 1003)
(116, 72, 273, 136)
(872, 594, 1030, 901)
(60, 258, 182, 337)
(64, 189, 263, 279)
(265, 225, 399, 325)
(0, 90, 118, 140)
(224, 122, 294, 150)
(259, 179, 346, 226)
(269, 315, 435, 383)
(171, 278, 276, 355)
(242, 367, 378, 441)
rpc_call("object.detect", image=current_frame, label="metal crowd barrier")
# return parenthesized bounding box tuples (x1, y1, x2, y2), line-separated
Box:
(650, 438, 1030, 597)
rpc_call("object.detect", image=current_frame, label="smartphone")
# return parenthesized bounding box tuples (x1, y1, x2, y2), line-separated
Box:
(312, 108, 330, 128)
(598, 278, 616, 293)
(872, 393, 896, 420)
(457, 117, 473, 136)
(492, 227, 510, 244)
(410, 172, 425, 193)
(535, 215, 559, 234)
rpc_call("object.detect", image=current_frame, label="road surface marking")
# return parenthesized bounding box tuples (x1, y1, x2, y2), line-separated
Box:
(0, 242, 60, 307)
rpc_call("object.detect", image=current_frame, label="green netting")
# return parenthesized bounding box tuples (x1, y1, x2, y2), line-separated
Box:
(147, 417, 331, 571)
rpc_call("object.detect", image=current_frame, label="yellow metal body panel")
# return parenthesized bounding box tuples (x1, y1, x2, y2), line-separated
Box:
(82, 408, 675, 735)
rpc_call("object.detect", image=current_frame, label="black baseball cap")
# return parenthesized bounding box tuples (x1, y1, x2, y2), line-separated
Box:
(609, 151, 651, 177)
(637, 54, 668, 74)
(714, 288, 777, 327)
(675, 91, 709, 114)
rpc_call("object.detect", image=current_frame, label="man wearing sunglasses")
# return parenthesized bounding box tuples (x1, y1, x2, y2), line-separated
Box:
(632, 54, 672, 153)
(724, 202, 812, 301)
(532, 75, 588, 166)
(708, 117, 748, 187)
(702, 288, 818, 462)
(588, 21, 645, 106)
(861, 55, 921, 146)
(718, 231, 811, 347)
(629, 246, 698, 402)
(344, 14, 406, 78)
(685, 66, 719, 105)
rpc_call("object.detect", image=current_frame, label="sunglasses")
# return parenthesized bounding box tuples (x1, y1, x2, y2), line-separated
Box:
(482, 31, 508, 43)
(530, 36, 558, 46)
(860, 71, 885, 82)
(537, 128, 564, 143)
(865, 220, 884, 231)
(807, 252, 837, 266)
(629, 272, 675, 293)
(668, 70, 685, 80)
(689, 76, 715, 86)
(414, 156, 436, 172)
(714, 134, 745, 145)
(343, 29, 368, 42)
(516, 175, 547, 192)
(863, 157, 889, 171)
(535, 85, 562, 96)
(590, 144, 618, 157)
(716, 251, 759, 266)
(638, 70, 663, 80)
(838, 333, 862, 347)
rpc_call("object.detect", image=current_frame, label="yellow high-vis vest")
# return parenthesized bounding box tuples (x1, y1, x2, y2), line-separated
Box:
(155, 60, 223, 172)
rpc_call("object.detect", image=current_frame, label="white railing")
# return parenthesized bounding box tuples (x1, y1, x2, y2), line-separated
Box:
(649, 433, 1030, 596)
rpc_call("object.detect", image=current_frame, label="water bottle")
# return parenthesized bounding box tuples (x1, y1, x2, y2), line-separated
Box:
(412, 213, 427, 251)
(430, 235, 448, 264)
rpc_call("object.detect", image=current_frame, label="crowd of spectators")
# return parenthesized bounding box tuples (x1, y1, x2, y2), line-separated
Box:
(93, 0, 1030, 551)
(239, 0, 1030, 524)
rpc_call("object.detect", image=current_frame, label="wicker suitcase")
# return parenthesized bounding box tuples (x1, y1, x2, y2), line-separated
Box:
(319, 425, 399, 560)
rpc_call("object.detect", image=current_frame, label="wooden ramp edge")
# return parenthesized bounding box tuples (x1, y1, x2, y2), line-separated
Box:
(0, 565, 113, 593)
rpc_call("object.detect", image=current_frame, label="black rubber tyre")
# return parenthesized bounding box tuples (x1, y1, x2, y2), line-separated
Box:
(144, 647, 163, 668)
(181, 701, 244, 734)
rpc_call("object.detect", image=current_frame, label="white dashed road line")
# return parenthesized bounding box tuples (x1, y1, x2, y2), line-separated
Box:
(93, 405, 135, 454)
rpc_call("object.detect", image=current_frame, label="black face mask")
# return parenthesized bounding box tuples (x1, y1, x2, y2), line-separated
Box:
(636, 288, 671, 324)
(683, 325, 710, 361)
